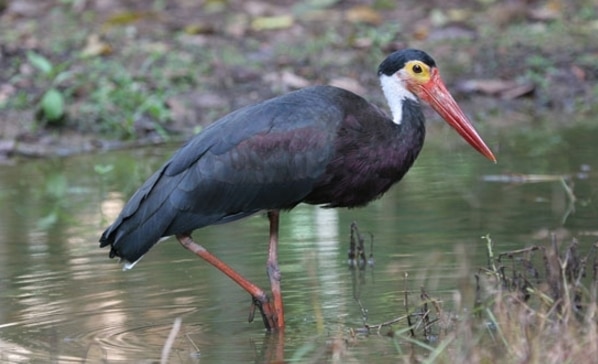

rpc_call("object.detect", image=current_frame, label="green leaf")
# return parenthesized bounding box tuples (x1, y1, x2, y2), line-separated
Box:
(41, 88, 65, 121)
(27, 51, 53, 75)
(93, 164, 114, 175)
(53, 70, 74, 85)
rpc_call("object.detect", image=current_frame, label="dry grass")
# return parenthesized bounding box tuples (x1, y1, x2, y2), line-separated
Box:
(385, 234, 598, 364)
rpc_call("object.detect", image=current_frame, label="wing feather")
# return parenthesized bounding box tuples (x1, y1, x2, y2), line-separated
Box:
(100, 86, 344, 263)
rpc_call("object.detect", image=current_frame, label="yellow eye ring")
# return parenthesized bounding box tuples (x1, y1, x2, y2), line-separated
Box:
(403, 60, 432, 84)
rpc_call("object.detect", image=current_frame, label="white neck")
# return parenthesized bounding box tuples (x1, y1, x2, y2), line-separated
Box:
(379, 74, 417, 125)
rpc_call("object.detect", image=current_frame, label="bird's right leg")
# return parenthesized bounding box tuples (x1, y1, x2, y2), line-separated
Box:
(176, 233, 280, 330)
(266, 210, 285, 328)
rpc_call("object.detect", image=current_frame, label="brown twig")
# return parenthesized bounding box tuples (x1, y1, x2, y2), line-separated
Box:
(364, 314, 410, 335)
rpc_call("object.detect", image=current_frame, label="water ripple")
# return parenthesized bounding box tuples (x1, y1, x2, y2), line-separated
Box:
(1, 255, 208, 362)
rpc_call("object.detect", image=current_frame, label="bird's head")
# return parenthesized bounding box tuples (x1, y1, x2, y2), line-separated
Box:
(378, 49, 496, 163)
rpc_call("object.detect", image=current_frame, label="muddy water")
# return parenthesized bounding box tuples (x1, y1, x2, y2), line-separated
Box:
(0, 123, 596, 363)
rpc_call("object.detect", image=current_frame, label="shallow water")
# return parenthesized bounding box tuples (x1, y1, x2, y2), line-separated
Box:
(0, 122, 596, 363)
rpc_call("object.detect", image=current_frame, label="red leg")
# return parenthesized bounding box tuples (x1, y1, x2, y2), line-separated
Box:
(176, 234, 279, 330)
(267, 210, 285, 328)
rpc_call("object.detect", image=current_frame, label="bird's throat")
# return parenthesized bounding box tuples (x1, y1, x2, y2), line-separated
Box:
(379, 74, 417, 125)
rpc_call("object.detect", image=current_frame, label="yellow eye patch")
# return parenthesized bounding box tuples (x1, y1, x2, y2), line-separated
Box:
(403, 60, 432, 84)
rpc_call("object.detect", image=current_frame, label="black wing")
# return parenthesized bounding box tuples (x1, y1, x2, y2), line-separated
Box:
(100, 86, 346, 263)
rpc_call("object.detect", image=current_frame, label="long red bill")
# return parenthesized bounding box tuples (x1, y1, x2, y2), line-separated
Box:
(414, 69, 497, 163)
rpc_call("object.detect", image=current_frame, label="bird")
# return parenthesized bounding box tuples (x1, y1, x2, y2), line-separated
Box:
(99, 48, 496, 330)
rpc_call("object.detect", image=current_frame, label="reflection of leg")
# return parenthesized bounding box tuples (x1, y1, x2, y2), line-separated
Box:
(176, 233, 278, 330)
(261, 327, 285, 363)
(267, 210, 285, 329)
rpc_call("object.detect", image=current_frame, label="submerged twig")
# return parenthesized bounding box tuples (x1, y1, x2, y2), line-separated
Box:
(348, 222, 366, 268)
(364, 314, 410, 334)
(404, 272, 415, 337)
(483, 234, 498, 275)
(419, 287, 438, 338)
(185, 333, 200, 354)
(481, 173, 570, 184)
(348, 222, 374, 268)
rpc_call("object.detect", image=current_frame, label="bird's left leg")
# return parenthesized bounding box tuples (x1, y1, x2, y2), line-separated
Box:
(176, 233, 279, 330)
(267, 210, 285, 328)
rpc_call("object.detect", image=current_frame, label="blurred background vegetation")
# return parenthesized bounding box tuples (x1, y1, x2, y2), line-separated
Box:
(0, 0, 596, 158)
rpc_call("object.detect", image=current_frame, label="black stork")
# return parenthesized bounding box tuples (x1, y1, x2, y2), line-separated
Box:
(100, 48, 496, 330)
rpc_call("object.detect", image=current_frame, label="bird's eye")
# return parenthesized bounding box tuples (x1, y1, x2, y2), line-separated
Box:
(412, 64, 423, 74)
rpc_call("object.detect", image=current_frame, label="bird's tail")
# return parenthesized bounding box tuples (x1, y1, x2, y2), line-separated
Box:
(99, 165, 182, 264)
(99, 213, 170, 266)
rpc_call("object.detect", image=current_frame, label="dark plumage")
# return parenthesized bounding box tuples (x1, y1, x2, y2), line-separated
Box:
(99, 49, 495, 329)
(100, 86, 424, 263)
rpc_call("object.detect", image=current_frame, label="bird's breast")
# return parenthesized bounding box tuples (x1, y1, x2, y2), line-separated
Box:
(305, 119, 424, 208)
(304, 145, 410, 207)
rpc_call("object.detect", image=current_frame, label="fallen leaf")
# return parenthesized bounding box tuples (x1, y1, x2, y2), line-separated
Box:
(165, 98, 191, 124)
(183, 23, 216, 35)
(103, 11, 155, 27)
(457, 79, 517, 94)
(0, 83, 16, 106)
(446, 8, 472, 23)
(412, 24, 429, 41)
(352, 36, 374, 48)
(345, 5, 382, 25)
(528, 0, 562, 21)
(188, 91, 228, 109)
(329, 77, 365, 96)
(429, 8, 447, 27)
(251, 15, 294, 31)
(500, 83, 535, 100)
(456, 79, 534, 99)
(80, 34, 113, 58)
(263, 71, 310, 89)
(280, 71, 310, 89)
(570, 65, 586, 81)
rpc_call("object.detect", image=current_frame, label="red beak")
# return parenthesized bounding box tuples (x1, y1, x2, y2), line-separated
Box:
(412, 68, 496, 163)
